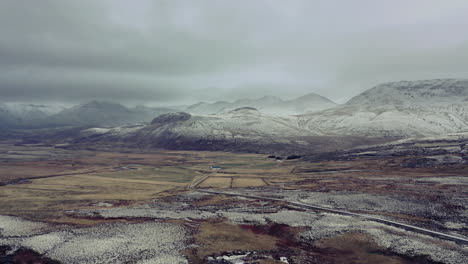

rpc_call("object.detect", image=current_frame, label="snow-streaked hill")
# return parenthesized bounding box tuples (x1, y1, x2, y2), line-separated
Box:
(76, 108, 319, 152)
(186, 93, 336, 116)
(299, 79, 468, 137)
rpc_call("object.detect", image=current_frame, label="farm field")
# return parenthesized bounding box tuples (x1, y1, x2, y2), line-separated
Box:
(0, 143, 298, 222)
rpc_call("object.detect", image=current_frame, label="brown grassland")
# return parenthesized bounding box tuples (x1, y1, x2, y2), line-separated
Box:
(1, 142, 467, 263)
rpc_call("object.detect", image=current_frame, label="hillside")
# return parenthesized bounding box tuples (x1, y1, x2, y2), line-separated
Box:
(298, 79, 468, 137)
(73, 108, 318, 153)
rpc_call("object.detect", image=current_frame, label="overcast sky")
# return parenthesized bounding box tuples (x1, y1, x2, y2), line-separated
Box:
(1, 0, 468, 105)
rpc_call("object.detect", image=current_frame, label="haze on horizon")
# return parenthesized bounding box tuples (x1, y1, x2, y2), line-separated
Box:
(1, 0, 468, 106)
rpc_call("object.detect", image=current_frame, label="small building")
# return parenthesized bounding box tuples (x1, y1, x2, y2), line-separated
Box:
(210, 166, 222, 171)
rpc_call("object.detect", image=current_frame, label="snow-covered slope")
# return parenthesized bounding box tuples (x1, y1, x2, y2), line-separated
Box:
(77, 108, 317, 152)
(186, 93, 336, 116)
(347, 79, 468, 106)
(299, 79, 468, 137)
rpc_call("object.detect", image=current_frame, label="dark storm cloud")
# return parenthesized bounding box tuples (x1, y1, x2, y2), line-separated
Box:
(1, 0, 468, 104)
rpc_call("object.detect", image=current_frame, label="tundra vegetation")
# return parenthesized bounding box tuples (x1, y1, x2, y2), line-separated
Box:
(0, 141, 467, 263)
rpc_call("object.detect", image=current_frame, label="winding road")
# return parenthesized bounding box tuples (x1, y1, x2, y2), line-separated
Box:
(195, 189, 468, 245)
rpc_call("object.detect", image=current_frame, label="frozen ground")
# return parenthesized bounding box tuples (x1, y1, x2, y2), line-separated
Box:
(66, 191, 468, 264)
(2, 190, 467, 264)
(228, 188, 468, 234)
(0, 215, 188, 264)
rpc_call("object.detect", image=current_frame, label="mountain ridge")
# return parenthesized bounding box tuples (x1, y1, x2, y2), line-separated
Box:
(299, 79, 468, 137)
(186, 92, 336, 115)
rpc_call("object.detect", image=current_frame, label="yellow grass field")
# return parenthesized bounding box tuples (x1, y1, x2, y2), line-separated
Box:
(0, 174, 176, 221)
(198, 177, 232, 188)
(0, 146, 303, 222)
(232, 177, 267, 188)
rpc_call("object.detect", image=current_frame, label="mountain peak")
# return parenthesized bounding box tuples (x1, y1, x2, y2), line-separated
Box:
(347, 79, 468, 106)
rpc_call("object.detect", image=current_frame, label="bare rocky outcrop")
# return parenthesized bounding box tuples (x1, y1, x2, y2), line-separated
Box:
(151, 112, 192, 126)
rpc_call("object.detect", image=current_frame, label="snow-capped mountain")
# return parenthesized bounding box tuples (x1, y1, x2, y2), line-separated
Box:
(298, 79, 468, 137)
(186, 93, 336, 115)
(75, 108, 317, 152)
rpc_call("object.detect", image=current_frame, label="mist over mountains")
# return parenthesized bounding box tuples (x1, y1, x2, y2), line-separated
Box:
(0, 92, 336, 129)
(0, 101, 180, 128)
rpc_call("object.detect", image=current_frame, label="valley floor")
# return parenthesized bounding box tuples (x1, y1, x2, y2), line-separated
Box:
(0, 141, 467, 263)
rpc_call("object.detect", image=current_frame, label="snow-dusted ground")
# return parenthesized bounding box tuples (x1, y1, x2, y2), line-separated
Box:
(300, 216, 468, 264)
(2, 187, 467, 263)
(64, 191, 468, 264)
(0, 215, 188, 264)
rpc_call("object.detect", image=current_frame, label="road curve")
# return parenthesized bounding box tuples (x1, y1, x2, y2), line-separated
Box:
(187, 175, 210, 189)
(196, 189, 468, 245)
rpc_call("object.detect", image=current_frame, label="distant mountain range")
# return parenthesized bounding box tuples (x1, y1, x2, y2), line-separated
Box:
(0, 101, 179, 128)
(44, 101, 179, 127)
(0, 93, 336, 129)
(186, 93, 337, 115)
(3, 79, 468, 141)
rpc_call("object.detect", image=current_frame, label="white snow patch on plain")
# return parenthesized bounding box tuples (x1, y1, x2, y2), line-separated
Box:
(0, 215, 50, 237)
(0, 215, 188, 264)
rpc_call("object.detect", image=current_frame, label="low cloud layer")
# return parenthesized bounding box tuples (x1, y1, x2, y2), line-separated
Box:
(1, 0, 468, 105)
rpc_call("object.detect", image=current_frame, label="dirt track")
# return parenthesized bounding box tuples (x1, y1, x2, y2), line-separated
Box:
(74, 175, 187, 187)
